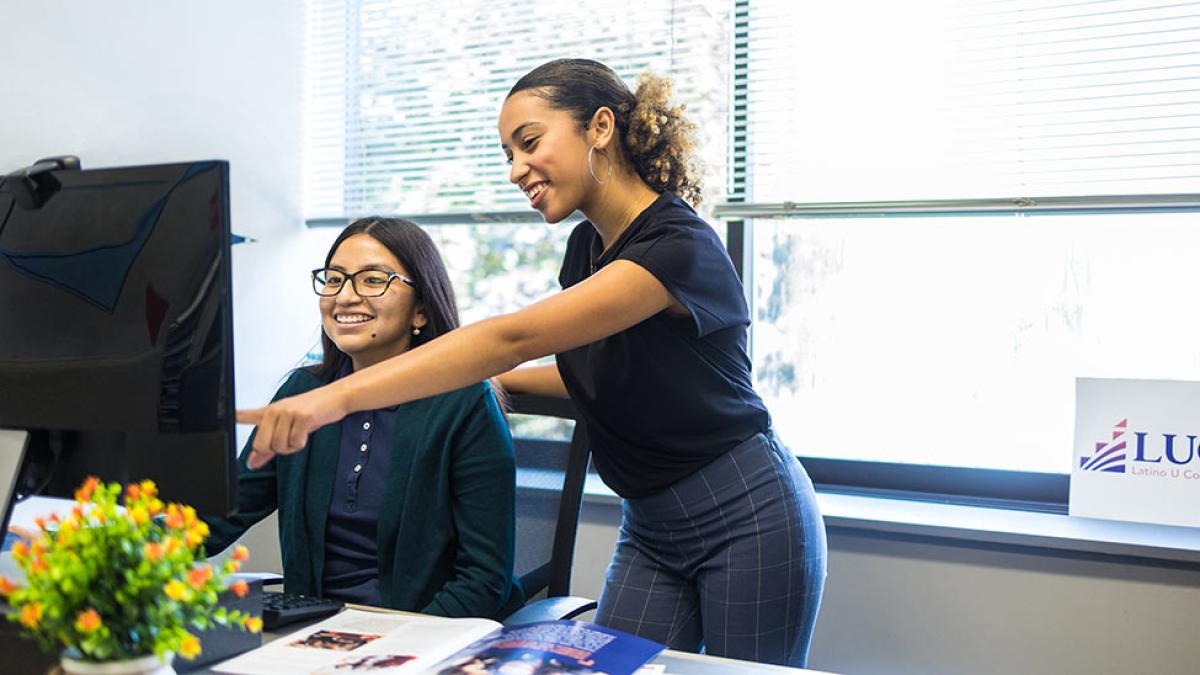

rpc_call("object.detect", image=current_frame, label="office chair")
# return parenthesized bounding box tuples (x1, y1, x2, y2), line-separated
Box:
(502, 394, 598, 626)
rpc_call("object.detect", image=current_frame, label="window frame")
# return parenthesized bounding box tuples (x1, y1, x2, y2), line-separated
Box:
(718, 194, 1200, 511)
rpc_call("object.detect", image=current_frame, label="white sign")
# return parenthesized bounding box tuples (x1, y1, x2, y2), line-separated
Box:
(1071, 377, 1200, 528)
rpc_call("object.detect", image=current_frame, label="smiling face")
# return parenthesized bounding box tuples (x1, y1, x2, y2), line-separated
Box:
(319, 234, 425, 371)
(499, 90, 596, 223)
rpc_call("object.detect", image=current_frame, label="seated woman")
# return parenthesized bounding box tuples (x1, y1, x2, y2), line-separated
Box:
(203, 217, 523, 619)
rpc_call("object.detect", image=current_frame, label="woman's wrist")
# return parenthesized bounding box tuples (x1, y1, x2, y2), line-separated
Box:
(324, 378, 356, 420)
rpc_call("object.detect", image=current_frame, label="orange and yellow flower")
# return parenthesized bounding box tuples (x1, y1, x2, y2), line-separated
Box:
(74, 476, 100, 503)
(0, 575, 19, 596)
(164, 580, 188, 601)
(179, 634, 202, 659)
(231, 545, 250, 562)
(165, 505, 186, 530)
(187, 565, 213, 590)
(129, 504, 150, 526)
(144, 541, 164, 561)
(139, 479, 158, 497)
(229, 580, 249, 598)
(75, 608, 102, 633)
(242, 616, 263, 633)
(19, 602, 42, 629)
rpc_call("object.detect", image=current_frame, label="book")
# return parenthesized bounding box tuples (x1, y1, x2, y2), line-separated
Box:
(212, 609, 666, 675)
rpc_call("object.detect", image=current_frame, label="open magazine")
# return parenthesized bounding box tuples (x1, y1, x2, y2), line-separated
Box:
(213, 609, 666, 675)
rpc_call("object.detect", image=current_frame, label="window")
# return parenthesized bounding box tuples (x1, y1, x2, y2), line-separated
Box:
(304, 0, 733, 439)
(737, 0, 1200, 496)
(304, 0, 733, 220)
(305, 0, 1200, 505)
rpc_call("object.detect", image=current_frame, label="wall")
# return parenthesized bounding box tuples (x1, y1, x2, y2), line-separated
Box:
(574, 500, 1200, 675)
(0, 0, 333, 574)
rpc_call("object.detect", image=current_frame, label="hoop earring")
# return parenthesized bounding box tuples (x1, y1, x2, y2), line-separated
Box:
(587, 145, 612, 185)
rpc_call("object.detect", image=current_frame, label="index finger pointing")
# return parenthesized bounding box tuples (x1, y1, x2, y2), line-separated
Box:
(237, 408, 265, 426)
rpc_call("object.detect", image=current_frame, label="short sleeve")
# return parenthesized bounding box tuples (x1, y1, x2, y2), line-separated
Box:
(617, 222, 748, 338)
(558, 222, 594, 290)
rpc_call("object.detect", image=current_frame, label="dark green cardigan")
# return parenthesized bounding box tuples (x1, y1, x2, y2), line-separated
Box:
(203, 370, 524, 620)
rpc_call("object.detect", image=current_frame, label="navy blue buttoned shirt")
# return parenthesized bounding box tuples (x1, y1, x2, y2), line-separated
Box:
(321, 401, 397, 604)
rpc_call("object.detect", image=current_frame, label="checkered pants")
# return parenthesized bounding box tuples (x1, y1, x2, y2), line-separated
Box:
(595, 431, 827, 667)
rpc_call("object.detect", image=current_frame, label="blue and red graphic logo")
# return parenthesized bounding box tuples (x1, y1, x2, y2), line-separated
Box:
(1080, 418, 1127, 473)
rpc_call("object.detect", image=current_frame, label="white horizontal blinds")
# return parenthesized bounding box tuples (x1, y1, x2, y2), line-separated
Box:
(304, 0, 731, 220)
(744, 0, 1200, 203)
(951, 0, 1200, 196)
(304, 0, 350, 217)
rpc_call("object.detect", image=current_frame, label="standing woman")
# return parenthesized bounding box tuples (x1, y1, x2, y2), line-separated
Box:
(240, 59, 826, 666)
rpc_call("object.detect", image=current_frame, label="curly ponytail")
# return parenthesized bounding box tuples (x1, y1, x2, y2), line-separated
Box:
(507, 59, 704, 206)
(623, 73, 703, 206)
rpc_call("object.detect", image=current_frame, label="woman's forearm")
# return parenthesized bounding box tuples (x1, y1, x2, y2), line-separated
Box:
(333, 313, 529, 414)
(240, 261, 676, 465)
(495, 363, 569, 398)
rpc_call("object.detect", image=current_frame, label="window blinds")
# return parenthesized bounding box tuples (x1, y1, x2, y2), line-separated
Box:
(744, 0, 1199, 203)
(304, 0, 732, 220)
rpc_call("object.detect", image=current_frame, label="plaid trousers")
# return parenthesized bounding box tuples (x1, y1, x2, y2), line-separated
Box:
(595, 430, 827, 667)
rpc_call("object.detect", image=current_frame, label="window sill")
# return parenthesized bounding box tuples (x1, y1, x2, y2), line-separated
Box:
(580, 476, 1200, 566)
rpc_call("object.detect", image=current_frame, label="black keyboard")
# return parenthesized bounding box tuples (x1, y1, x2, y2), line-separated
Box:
(261, 592, 344, 630)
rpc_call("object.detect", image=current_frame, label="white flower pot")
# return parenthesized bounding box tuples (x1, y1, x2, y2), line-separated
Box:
(60, 652, 176, 675)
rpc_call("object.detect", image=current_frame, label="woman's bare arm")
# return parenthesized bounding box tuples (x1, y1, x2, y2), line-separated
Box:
(240, 260, 677, 467)
(496, 364, 569, 398)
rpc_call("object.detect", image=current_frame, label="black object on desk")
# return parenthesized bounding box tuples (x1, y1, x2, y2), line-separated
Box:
(175, 579, 265, 673)
(261, 592, 345, 631)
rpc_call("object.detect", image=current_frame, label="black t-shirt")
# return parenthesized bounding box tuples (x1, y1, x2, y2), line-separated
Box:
(555, 191, 771, 498)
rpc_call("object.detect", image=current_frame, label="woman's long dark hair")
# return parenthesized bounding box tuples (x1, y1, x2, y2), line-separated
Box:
(308, 217, 459, 383)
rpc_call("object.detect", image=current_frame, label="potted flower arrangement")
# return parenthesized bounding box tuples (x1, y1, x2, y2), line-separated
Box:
(0, 477, 261, 674)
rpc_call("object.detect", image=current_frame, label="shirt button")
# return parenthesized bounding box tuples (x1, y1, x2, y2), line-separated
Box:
(362, 421, 371, 430)
(360, 444, 368, 452)
(354, 464, 362, 473)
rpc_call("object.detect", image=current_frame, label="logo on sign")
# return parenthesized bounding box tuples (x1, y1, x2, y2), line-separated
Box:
(1079, 418, 1127, 473)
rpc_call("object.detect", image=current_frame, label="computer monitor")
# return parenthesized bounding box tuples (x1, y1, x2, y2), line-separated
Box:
(0, 160, 237, 514)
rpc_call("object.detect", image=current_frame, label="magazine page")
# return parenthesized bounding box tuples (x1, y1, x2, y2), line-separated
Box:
(430, 620, 665, 675)
(213, 609, 500, 675)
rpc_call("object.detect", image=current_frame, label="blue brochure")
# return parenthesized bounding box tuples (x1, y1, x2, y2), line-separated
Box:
(434, 620, 664, 675)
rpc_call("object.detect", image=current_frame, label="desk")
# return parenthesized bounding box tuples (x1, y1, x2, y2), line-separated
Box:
(201, 607, 829, 675)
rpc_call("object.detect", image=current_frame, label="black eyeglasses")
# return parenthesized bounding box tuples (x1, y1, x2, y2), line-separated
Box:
(312, 268, 416, 297)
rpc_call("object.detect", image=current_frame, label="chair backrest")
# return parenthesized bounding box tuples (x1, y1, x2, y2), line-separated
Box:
(507, 394, 591, 599)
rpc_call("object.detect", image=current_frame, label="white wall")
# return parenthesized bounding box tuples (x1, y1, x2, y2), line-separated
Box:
(0, 0, 338, 573)
(0, 0, 336, 408)
(574, 501, 1200, 675)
